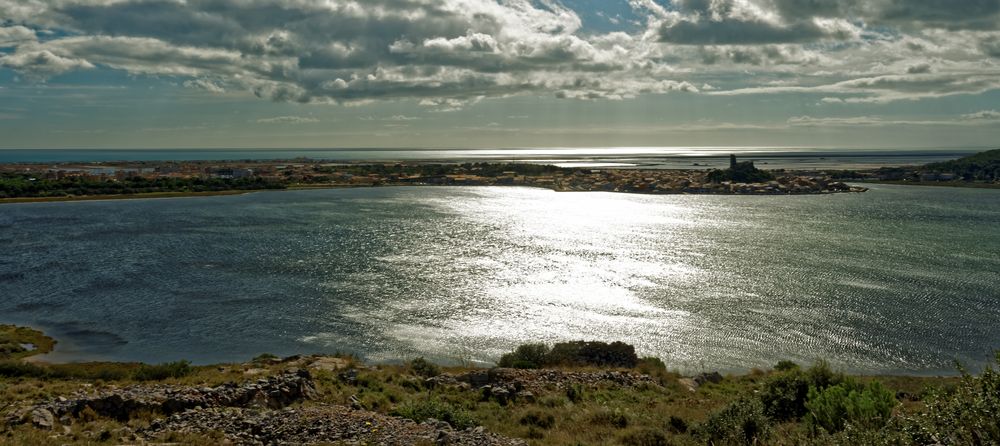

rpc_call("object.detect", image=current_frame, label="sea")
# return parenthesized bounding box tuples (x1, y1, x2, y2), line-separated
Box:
(2, 182, 999, 375)
(0, 147, 984, 170)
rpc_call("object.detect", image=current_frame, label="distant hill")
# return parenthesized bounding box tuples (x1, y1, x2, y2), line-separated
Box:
(922, 149, 1000, 181)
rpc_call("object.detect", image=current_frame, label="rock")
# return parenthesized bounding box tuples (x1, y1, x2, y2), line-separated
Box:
(516, 391, 535, 403)
(695, 372, 723, 385)
(677, 378, 699, 392)
(308, 357, 351, 372)
(491, 388, 511, 405)
(30, 408, 55, 430)
(20, 369, 317, 424)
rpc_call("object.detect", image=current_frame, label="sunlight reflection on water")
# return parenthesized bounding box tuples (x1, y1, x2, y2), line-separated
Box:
(1, 185, 999, 373)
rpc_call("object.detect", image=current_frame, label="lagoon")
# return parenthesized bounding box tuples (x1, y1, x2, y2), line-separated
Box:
(1, 185, 998, 374)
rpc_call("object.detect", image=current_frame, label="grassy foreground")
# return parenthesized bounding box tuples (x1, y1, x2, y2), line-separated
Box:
(2, 331, 997, 445)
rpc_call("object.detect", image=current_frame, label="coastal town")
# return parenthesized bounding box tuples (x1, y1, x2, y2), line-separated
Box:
(0, 155, 875, 201)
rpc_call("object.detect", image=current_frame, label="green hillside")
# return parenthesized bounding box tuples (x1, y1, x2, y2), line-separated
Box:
(923, 149, 1000, 181)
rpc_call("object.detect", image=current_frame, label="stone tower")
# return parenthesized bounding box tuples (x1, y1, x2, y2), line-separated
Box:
(729, 154, 737, 169)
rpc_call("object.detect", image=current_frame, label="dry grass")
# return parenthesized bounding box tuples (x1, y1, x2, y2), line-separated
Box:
(0, 353, 966, 446)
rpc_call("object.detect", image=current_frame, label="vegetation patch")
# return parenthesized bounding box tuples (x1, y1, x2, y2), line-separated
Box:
(0, 325, 55, 360)
(390, 397, 478, 430)
(497, 340, 638, 369)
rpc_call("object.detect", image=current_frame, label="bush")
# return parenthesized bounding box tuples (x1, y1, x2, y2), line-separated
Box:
(620, 428, 670, 446)
(697, 397, 771, 446)
(519, 410, 555, 429)
(759, 360, 848, 421)
(408, 357, 440, 378)
(133, 360, 194, 381)
(805, 380, 896, 433)
(546, 341, 639, 368)
(252, 353, 279, 363)
(497, 341, 639, 369)
(589, 407, 630, 429)
(498, 343, 550, 369)
(391, 398, 478, 430)
(774, 360, 800, 371)
(566, 384, 585, 403)
(667, 415, 688, 434)
(894, 353, 1000, 444)
(0, 360, 49, 378)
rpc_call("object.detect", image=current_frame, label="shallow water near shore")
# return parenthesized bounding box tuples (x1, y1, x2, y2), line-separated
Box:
(1, 185, 999, 374)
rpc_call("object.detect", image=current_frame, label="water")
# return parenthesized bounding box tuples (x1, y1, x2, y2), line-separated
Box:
(1, 185, 999, 374)
(0, 147, 980, 170)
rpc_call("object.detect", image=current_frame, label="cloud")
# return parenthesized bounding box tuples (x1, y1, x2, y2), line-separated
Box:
(0, 0, 997, 108)
(385, 115, 419, 121)
(962, 109, 1000, 120)
(788, 113, 1000, 127)
(0, 25, 36, 47)
(873, 0, 1000, 29)
(658, 18, 854, 45)
(981, 36, 1000, 57)
(256, 116, 319, 124)
(0, 49, 94, 79)
(712, 72, 1000, 103)
(0, 0, 694, 107)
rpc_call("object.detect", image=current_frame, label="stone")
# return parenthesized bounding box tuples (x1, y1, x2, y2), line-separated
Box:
(677, 378, 699, 392)
(695, 372, 723, 385)
(516, 391, 535, 403)
(30, 408, 55, 429)
(491, 388, 510, 405)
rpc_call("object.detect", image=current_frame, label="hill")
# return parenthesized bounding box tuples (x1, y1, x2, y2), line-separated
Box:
(3, 331, 999, 445)
(922, 149, 1000, 181)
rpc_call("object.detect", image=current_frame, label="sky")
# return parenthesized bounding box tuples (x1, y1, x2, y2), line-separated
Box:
(0, 0, 999, 149)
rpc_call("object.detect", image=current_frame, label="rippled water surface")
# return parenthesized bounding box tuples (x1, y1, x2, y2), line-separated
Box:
(1, 185, 999, 374)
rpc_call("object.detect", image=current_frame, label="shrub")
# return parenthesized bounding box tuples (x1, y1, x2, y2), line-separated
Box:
(667, 415, 688, 434)
(894, 353, 1000, 444)
(498, 343, 549, 369)
(589, 407, 630, 429)
(497, 340, 639, 369)
(805, 380, 896, 433)
(620, 428, 670, 446)
(0, 360, 49, 378)
(565, 384, 585, 403)
(133, 360, 194, 381)
(697, 397, 771, 446)
(391, 398, 478, 430)
(408, 357, 440, 378)
(252, 353, 279, 363)
(775, 360, 800, 371)
(759, 360, 848, 421)
(519, 410, 555, 429)
(546, 341, 639, 368)
(637, 357, 667, 373)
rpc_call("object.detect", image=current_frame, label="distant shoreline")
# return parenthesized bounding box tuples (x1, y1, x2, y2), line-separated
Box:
(0, 189, 254, 204)
(0, 181, 865, 206)
(6, 180, 997, 207)
(863, 180, 1000, 189)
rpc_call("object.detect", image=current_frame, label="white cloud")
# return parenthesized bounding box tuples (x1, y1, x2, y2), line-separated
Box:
(256, 116, 319, 124)
(0, 0, 997, 107)
(962, 109, 1000, 120)
(0, 25, 36, 47)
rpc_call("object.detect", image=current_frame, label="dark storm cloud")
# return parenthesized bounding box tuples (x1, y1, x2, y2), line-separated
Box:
(982, 36, 1000, 57)
(875, 0, 1000, 29)
(658, 18, 842, 45)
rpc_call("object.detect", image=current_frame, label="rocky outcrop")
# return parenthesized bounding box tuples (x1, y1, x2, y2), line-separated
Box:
(429, 367, 660, 395)
(140, 404, 526, 446)
(16, 369, 316, 422)
(11, 367, 525, 445)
